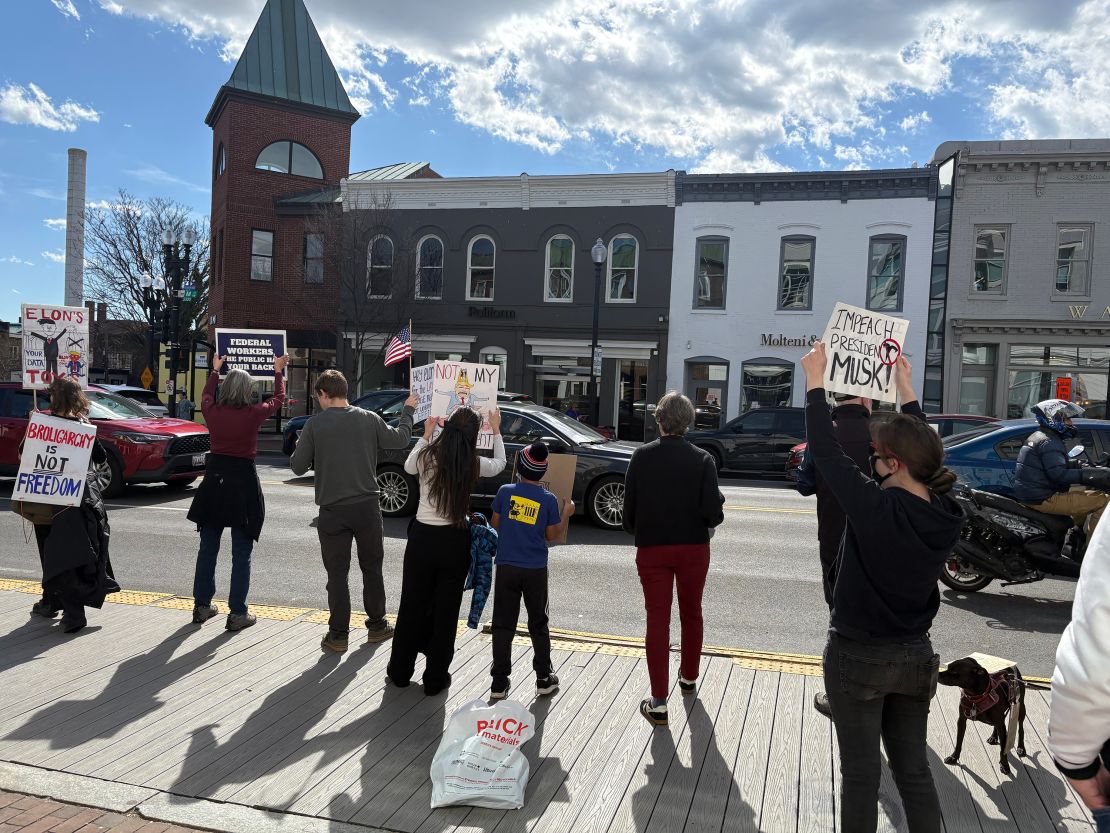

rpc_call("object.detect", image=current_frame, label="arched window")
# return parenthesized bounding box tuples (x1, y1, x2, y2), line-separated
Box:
(214, 143, 226, 181)
(254, 141, 323, 179)
(607, 234, 638, 302)
(416, 235, 444, 300)
(467, 236, 495, 301)
(367, 235, 393, 298)
(545, 235, 574, 302)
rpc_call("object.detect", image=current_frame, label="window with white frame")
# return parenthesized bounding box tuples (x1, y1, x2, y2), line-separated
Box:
(303, 233, 324, 284)
(866, 235, 905, 312)
(416, 235, 444, 299)
(250, 229, 273, 282)
(1055, 224, 1092, 295)
(973, 226, 1008, 293)
(694, 237, 728, 309)
(480, 346, 508, 389)
(607, 234, 638, 302)
(254, 141, 323, 179)
(467, 236, 495, 300)
(545, 235, 574, 302)
(778, 236, 814, 310)
(367, 235, 393, 298)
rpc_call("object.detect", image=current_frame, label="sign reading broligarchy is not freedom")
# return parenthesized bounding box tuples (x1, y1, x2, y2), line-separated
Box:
(821, 302, 910, 402)
(214, 328, 287, 380)
(12, 413, 97, 507)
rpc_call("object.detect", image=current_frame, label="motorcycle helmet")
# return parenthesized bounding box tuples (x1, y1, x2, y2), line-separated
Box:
(1032, 399, 1084, 438)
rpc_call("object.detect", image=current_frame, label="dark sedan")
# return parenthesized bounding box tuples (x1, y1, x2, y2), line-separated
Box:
(686, 406, 806, 475)
(373, 402, 637, 530)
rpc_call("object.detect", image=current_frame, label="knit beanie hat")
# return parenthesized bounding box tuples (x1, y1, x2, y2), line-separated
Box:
(518, 441, 549, 481)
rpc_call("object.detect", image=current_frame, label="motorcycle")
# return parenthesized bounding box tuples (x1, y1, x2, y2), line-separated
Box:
(940, 445, 1110, 593)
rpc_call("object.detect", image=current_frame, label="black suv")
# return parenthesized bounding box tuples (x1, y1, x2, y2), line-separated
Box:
(685, 406, 806, 475)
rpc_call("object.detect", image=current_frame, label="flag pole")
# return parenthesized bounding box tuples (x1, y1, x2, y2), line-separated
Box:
(408, 318, 413, 383)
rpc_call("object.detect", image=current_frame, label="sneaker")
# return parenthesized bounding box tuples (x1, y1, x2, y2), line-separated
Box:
(640, 699, 668, 727)
(679, 676, 697, 697)
(192, 604, 219, 624)
(366, 624, 395, 644)
(491, 678, 511, 701)
(225, 613, 257, 632)
(813, 692, 833, 719)
(321, 630, 349, 653)
(31, 599, 61, 619)
(536, 675, 560, 697)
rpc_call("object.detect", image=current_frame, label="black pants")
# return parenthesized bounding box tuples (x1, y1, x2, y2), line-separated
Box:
(816, 499, 845, 609)
(317, 498, 387, 633)
(491, 564, 552, 683)
(34, 523, 84, 623)
(388, 520, 470, 690)
(824, 631, 942, 833)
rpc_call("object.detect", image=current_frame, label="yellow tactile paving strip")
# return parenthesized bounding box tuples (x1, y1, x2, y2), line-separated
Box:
(0, 576, 1052, 685)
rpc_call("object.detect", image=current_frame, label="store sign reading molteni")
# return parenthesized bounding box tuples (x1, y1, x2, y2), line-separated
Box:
(760, 333, 818, 347)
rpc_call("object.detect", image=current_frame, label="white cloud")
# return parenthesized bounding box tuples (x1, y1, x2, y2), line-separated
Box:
(29, 188, 64, 201)
(51, 0, 80, 20)
(43, 218, 67, 231)
(98, 1, 125, 13)
(899, 111, 932, 133)
(11, 289, 21, 294)
(40, 251, 66, 264)
(0, 83, 99, 132)
(0, 256, 34, 266)
(125, 164, 206, 192)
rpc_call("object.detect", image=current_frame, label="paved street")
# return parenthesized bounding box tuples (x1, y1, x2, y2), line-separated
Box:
(0, 456, 1077, 677)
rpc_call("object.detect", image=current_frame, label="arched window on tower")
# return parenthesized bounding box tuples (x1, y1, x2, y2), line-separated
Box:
(254, 141, 323, 179)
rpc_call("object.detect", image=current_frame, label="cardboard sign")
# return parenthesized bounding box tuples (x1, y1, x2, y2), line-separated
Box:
(431, 361, 500, 449)
(1056, 376, 1073, 401)
(821, 302, 910, 403)
(214, 328, 287, 380)
(511, 452, 577, 544)
(12, 413, 97, 507)
(411, 362, 435, 422)
(21, 304, 90, 389)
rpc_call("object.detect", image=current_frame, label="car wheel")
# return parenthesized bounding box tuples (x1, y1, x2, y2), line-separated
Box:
(103, 454, 125, 499)
(587, 475, 625, 531)
(163, 477, 198, 491)
(376, 466, 418, 517)
(938, 554, 993, 592)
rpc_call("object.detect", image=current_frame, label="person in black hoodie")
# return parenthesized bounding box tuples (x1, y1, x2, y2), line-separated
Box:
(801, 343, 963, 833)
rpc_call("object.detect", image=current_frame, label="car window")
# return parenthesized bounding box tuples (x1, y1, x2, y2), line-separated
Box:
(735, 411, 776, 433)
(995, 436, 1027, 461)
(354, 391, 397, 411)
(947, 419, 984, 436)
(380, 397, 406, 416)
(943, 424, 1002, 448)
(2, 390, 35, 419)
(776, 411, 806, 438)
(535, 409, 607, 443)
(86, 390, 155, 420)
(122, 390, 164, 407)
(500, 414, 548, 445)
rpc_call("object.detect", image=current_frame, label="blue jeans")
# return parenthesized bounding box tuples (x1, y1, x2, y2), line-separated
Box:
(1095, 807, 1110, 833)
(193, 525, 253, 614)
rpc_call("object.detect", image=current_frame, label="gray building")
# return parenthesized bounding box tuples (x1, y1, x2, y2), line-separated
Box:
(934, 139, 1110, 419)
(337, 172, 676, 440)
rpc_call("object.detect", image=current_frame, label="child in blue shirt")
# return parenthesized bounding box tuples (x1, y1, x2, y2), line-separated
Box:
(489, 441, 574, 700)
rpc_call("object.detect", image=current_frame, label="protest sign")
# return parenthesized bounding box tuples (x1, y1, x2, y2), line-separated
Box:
(431, 361, 499, 449)
(12, 413, 97, 507)
(821, 302, 910, 402)
(214, 328, 287, 380)
(512, 452, 577, 543)
(411, 362, 435, 423)
(21, 304, 90, 389)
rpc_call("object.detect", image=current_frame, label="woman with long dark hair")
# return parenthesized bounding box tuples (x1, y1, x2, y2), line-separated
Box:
(801, 343, 961, 833)
(387, 407, 504, 695)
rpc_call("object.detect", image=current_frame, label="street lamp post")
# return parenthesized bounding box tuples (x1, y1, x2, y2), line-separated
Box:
(159, 227, 195, 417)
(138, 272, 166, 393)
(590, 238, 607, 428)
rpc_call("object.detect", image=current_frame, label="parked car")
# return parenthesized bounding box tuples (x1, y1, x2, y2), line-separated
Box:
(282, 389, 534, 455)
(97, 384, 169, 417)
(942, 418, 1110, 496)
(372, 402, 638, 530)
(784, 413, 999, 480)
(686, 406, 806, 475)
(0, 383, 210, 497)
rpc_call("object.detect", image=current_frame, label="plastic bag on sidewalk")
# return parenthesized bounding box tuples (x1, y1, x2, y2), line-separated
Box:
(430, 698, 535, 810)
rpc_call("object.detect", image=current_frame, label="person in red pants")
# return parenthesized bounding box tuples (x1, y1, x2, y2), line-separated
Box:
(622, 391, 725, 726)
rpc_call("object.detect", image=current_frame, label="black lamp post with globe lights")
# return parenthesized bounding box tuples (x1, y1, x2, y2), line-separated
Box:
(589, 237, 607, 428)
(141, 227, 195, 416)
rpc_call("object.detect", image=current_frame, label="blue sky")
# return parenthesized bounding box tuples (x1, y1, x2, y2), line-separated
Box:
(1, 0, 1106, 322)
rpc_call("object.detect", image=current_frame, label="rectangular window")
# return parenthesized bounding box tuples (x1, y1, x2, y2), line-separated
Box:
(216, 228, 224, 287)
(1055, 224, 1092, 295)
(866, 235, 905, 312)
(694, 237, 728, 309)
(607, 235, 638, 302)
(250, 229, 274, 282)
(972, 225, 1007, 293)
(778, 236, 814, 310)
(303, 233, 324, 284)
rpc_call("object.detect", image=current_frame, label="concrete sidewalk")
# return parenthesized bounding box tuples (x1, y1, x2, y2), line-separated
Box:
(0, 582, 1096, 833)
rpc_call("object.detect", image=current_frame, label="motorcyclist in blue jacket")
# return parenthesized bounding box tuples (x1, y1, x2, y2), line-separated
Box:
(1014, 399, 1108, 538)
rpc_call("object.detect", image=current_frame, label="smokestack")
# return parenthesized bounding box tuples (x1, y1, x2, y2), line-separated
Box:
(64, 148, 87, 307)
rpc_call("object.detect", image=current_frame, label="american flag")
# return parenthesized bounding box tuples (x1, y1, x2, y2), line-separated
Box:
(384, 325, 412, 367)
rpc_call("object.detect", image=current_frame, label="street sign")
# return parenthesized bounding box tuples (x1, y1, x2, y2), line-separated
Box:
(182, 281, 197, 301)
(591, 347, 603, 376)
(1056, 376, 1073, 401)
(194, 351, 209, 369)
(140, 366, 153, 389)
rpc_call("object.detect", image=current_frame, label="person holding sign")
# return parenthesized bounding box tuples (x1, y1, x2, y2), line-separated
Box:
(801, 343, 961, 833)
(23, 378, 119, 633)
(387, 407, 506, 694)
(186, 353, 288, 632)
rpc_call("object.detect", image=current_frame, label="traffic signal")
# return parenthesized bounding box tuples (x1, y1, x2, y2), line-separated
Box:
(160, 309, 173, 343)
(174, 345, 190, 367)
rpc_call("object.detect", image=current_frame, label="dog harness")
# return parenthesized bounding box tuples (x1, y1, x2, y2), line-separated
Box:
(960, 669, 1016, 719)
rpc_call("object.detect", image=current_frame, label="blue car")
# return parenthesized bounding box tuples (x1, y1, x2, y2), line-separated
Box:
(282, 389, 409, 455)
(942, 418, 1110, 496)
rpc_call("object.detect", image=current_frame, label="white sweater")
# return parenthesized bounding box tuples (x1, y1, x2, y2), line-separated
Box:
(404, 436, 507, 526)
(1049, 515, 1110, 777)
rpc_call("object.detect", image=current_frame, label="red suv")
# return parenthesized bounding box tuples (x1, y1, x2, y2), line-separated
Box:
(0, 383, 210, 497)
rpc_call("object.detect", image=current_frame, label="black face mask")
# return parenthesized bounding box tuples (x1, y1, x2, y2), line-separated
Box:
(869, 453, 892, 486)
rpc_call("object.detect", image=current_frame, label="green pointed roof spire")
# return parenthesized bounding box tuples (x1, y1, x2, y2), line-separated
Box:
(206, 0, 359, 125)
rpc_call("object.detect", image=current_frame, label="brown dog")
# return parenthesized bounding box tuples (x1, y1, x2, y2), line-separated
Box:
(938, 657, 1027, 775)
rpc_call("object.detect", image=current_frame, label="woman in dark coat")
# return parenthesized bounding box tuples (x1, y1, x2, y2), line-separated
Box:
(27, 378, 119, 633)
(186, 353, 288, 632)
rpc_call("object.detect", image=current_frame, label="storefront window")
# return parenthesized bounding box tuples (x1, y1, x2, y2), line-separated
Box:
(741, 359, 792, 409)
(959, 343, 997, 416)
(480, 347, 508, 390)
(962, 344, 997, 365)
(618, 360, 649, 440)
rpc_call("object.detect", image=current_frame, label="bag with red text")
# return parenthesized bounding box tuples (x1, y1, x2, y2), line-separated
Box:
(430, 698, 535, 810)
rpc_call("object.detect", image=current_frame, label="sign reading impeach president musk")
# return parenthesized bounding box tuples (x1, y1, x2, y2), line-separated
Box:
(214, 328, 287, 380)
(12, 413, 97, 507)
(820, 303, 909, 403)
